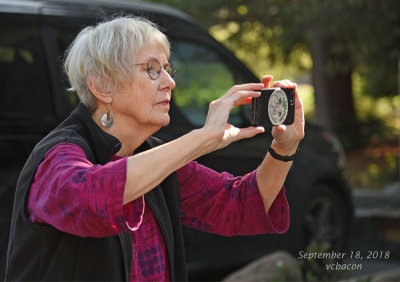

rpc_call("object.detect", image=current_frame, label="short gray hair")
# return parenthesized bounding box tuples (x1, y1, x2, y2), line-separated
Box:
(64, 16, 170, 111)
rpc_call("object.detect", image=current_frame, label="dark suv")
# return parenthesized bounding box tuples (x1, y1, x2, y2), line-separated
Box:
(0, 0, 353, 280)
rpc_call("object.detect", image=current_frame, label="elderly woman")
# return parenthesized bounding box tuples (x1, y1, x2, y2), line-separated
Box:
(6, 17, 304, 281)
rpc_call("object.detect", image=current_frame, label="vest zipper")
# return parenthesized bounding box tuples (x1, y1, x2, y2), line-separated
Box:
(118, 233, 131, 281)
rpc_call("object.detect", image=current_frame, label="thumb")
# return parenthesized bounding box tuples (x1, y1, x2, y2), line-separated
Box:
(261, 75, 273, 88)
(271, 125, 287, 138)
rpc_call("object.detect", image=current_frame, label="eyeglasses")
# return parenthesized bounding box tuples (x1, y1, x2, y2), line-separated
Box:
(135, 58, 176, 80)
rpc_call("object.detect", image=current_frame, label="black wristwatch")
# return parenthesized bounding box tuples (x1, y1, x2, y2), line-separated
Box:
(268, 146, 299, 162)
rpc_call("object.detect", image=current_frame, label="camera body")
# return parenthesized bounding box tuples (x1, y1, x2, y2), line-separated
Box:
(251, 87, 295, 128)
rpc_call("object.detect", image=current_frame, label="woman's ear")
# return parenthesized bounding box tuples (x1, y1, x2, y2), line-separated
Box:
(87, 74, 112, 104)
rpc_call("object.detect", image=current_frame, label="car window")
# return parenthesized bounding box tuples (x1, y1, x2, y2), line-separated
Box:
(170, 40, 245, 127)
(0, 22, 52, 119)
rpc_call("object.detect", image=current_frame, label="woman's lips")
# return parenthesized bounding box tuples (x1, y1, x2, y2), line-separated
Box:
(158, 99, 170, 107)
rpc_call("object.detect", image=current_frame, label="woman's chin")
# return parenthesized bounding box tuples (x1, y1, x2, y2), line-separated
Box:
(152, 114, 170, 128)
(160, 116, 171, 127)
(136, 113, 170, 131)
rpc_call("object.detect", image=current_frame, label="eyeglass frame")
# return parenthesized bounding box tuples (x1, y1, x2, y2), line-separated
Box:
(134, 58, 176, 80)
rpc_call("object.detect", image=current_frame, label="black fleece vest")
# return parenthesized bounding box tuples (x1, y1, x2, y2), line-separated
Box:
(5, 103, 187, 281)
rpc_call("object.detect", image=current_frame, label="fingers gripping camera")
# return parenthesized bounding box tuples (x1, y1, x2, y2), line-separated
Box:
(251, 88, 295, 127)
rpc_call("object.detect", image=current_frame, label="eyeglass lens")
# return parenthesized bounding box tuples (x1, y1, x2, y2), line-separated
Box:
(146, 58, 175, 80)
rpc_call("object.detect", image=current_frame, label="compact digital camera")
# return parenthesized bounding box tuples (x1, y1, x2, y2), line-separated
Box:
(251, 87, 295, 127)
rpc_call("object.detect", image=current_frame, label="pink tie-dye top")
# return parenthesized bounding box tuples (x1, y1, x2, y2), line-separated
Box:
(27, 142, 289, 281)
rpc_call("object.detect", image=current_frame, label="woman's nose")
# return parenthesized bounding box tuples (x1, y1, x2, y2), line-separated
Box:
(161, 69, 176, 90)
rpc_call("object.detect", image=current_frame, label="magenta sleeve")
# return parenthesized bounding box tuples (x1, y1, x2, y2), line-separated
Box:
(27, 142, 145, 237)
(177, 161, 290, 236)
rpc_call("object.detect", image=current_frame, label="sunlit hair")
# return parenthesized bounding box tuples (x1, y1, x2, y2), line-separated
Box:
(64, 16, 171, 111)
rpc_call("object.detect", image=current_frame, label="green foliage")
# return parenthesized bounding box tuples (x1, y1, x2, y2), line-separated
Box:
(209, 21, 313, 81)
(356, 155, 399, 188)
(297, 84, 315, 121)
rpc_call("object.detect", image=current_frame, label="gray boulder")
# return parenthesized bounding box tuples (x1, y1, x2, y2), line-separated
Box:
(223, 251, 302, 282)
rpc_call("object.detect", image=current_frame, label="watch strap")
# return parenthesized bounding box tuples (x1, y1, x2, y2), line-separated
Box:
(268, 146, 299, 162)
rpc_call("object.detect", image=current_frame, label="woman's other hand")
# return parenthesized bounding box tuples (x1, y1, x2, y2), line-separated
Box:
(202, 83, 265, 150)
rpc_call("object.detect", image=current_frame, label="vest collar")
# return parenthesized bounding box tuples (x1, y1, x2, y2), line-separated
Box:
(70, 103, 122, 165)
(69, 103, 156, 164)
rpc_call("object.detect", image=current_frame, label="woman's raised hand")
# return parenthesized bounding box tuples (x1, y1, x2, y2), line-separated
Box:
(202, 83, 265, 150)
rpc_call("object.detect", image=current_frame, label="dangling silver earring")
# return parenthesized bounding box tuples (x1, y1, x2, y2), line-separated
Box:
(101, 104, 114, 128)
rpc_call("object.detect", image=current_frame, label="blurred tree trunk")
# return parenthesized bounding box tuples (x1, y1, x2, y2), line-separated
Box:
(309, 35, 359, 142)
